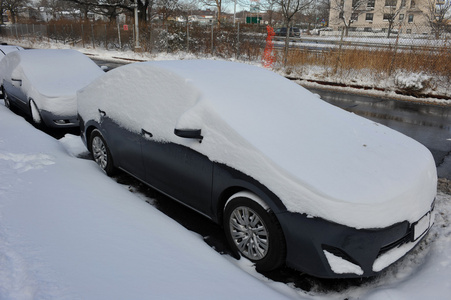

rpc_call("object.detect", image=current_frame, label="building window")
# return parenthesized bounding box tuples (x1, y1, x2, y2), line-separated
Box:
(339, 11, 344, 19)
(367, 0, 375, 8)
(385, 0, 397, 6)
(408, 14, 414, 22)
(351, 13, 359, 21)
(407, 29, 412, 33)
(401, 0, 407, 6)
(399, 14, 404, 20)
(366, 13, 374, 21)
(384, 13, 395, 20)
(410, 0, 416, 8)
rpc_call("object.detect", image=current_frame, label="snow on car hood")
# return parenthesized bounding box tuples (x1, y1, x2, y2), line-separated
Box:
(78, 60, 437, 229)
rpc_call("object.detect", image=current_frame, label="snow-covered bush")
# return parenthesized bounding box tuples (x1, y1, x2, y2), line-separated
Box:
(395, 72, 432, 95)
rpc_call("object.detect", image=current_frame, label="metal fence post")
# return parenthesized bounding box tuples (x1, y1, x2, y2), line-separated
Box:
(81, 23, 85, 48)
(211, 22, 214, 55)
(91, 24, 95, 49)
(117, 22, 122, 49)
(186, 22, 189, 52)
(236, 22, 240, 59)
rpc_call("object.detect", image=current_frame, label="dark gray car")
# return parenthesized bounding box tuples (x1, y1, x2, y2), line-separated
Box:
(77, 60, 436, 278)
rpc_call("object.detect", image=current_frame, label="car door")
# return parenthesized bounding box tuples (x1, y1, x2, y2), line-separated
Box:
(3, 67, 28, 111)
(140, 135, 213, 215)
(98, 110, 146, 181)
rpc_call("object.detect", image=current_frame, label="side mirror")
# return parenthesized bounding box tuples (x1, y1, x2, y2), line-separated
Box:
(174, 128, 203, 142)
(11, 78, 22, 87)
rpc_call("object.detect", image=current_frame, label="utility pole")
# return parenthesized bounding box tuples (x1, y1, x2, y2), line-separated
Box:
(134, 0, 141, 51)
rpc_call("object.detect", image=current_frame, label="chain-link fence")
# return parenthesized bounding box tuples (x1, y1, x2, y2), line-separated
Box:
(1, 22, 450, 95)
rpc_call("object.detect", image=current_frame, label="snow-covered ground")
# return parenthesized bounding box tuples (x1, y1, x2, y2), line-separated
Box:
(1, 97, 451, 299)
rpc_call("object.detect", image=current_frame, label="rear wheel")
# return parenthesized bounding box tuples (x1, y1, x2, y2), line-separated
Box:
(90, 129, 115, 176)
(223, 195, 286, 272)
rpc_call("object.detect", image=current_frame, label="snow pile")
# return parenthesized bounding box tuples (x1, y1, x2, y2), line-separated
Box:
(0, 103, 292, 299)
(395, 72, 432, 93)
(78, 60, 436, 229)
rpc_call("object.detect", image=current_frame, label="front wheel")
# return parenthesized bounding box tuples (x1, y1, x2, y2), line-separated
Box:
(90, 129, 115, 176)
(223, 196, 286, 272)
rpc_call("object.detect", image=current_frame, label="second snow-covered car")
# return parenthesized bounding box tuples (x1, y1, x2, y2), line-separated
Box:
(0, 43, 24, 62)
(0, 49, 104, 127)
(77, 60, 437, 278)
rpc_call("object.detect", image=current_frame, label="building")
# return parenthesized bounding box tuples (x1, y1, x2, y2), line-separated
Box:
(328, 0, 442, 35)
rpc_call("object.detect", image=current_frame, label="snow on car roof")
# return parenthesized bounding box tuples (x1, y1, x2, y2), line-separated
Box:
(0, 44, 23, 57)
(78, 60, 437, 229)
(0, 49, 104, 97)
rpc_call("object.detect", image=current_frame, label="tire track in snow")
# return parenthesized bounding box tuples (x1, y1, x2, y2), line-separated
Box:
(0, 153, 55, 173)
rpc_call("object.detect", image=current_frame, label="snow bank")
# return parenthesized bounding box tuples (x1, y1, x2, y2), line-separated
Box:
(78, 60, 436, 229)
(0, 104, 291, 299)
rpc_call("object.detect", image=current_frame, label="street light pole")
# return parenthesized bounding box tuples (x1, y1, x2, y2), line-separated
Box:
(134, 0, 141, 51)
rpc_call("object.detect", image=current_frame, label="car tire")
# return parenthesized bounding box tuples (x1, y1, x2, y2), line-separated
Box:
(90, 129, 115, 176)
(223, 196, 286, 272)
(29, 99, 43, 126)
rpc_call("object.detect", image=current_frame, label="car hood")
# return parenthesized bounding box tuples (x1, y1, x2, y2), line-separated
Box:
(79, 60, 437, 229)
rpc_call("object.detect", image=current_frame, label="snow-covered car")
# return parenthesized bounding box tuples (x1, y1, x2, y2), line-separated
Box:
(77, 60, 437, 278)
(0, 49, 104, 128)
(0, 43, 24, 61)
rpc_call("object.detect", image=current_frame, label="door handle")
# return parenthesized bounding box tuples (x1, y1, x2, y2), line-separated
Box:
(141, 129, 153, 138)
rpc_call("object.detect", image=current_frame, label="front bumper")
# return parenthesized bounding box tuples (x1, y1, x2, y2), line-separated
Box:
(277, 204, 434, 278)
(40, 110, 79, 128)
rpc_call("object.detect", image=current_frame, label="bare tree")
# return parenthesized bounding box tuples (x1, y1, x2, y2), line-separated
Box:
(3, 0, 30, 23)
(63, 0, 154, 22)
(379, 0, 404, 38)
(330, 0, 366, 36)
(197, 0, 224, 25)
(38, 0, 81, 21)
(424, 0, 451, 38)
(1, 0, 4, 24)
(275, 0, 314, 64)
(316, 0, 330, 27)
